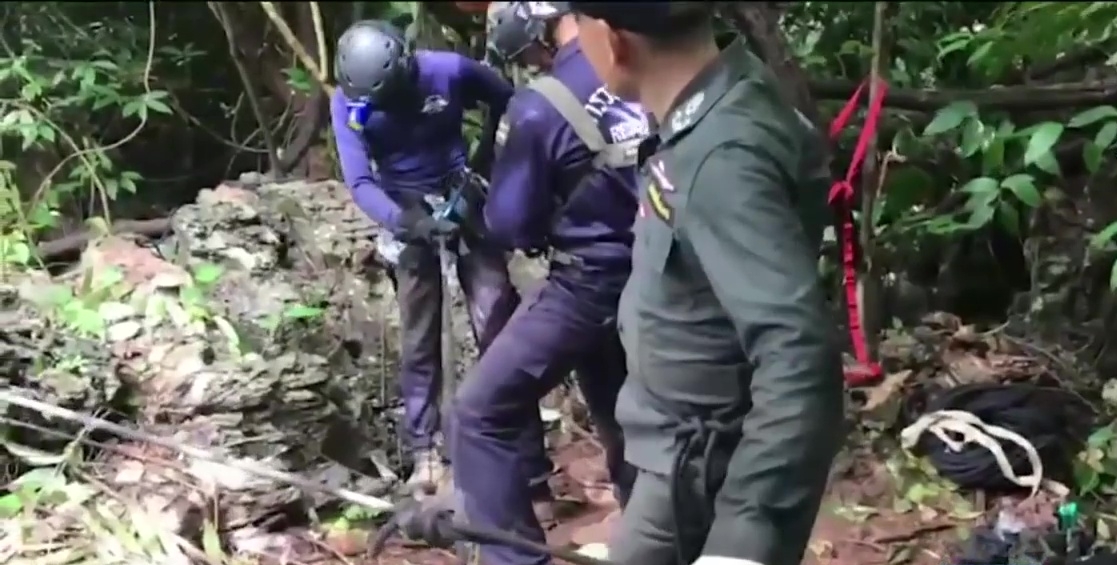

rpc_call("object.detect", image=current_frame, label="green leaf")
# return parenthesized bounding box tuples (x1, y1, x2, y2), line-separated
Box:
(1110, 261, 1117, 291)
(92, 95, 117, 111)
(1000, 174, 1040, 207)
(966, 42, 994, 67)
(981, 137, 1005, 174)
(284, 66, 313, 93)
(1089, 221, 1117, 250)
(202, 520, 223, 562)
(102, 178, 119, 200)
(967, 201, 996, 229)
(1084, 142, 1104, 174)
(20, 82, 42, 101)
(997, 201, 1019, 235)
(923, 101, 978, 136)
(1089, 425, 1116, 447)
(19, 125, 38, 151)
(1097, 122, 1117, 149)
(937, 40, 971, 60)
(121, 100, 142, 119)
(0, 493, 22, 518)
(1069, 106, 1117, 128)
(1034, 152, 1062, 176)
(960, 118, 984, 157)
(283, 304, 325, 320)
(192, 263, 224, 285)
(37, 124, 55, 143)
(1024, 122, 1064, 165)
(960, 177, 999, 196)
(144, 98, 172, 115)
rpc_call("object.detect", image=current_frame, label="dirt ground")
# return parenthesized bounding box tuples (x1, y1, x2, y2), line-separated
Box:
(807, 450, 968, 565)
(342, 437, 618, 565)
(321, 438, 974, 565)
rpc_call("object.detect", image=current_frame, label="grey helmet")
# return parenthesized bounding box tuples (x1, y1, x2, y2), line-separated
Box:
(486, 2, 570, 64)
(335, 20, 416, 105)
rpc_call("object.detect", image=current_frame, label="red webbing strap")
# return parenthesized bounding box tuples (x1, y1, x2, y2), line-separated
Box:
(828, 79, 887, 387)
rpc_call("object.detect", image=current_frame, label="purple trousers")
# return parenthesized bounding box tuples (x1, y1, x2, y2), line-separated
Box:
(391, 239, 553, 485)
(450, 269, 634, 565)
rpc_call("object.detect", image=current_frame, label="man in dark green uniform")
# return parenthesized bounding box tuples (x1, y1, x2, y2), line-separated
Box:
(571, 4, 845, 565)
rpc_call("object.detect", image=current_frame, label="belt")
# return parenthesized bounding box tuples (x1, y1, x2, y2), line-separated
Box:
(549, 249, 630, 272)
(384, 168, 474, 196)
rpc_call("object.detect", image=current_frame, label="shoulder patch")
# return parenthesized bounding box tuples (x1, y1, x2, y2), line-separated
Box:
(644, 157, 675, 223)
(646, 177, 673, 224)
(346, 104, 367, 132)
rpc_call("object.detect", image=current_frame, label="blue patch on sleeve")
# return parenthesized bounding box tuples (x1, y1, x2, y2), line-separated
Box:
(346, 101, 371, 132)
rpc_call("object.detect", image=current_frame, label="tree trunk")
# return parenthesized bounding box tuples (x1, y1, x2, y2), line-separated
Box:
(724, 2, 821, 127)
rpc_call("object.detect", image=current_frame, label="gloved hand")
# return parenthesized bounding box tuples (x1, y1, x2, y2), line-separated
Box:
(391, 497, 460, 549)
(397, 207, 459, 244)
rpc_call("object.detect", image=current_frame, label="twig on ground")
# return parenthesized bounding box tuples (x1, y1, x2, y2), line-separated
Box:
(872, 522, 955, 544)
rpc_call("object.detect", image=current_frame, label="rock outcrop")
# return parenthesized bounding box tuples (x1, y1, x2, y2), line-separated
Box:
(0, 177, 543, 561)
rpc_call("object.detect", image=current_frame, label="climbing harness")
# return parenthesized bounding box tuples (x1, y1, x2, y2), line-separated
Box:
(496, 75, 645, 269)
(828, 78, 888, 387)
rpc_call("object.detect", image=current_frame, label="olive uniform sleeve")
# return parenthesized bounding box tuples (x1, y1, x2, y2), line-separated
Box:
(680, 140, 845, 565)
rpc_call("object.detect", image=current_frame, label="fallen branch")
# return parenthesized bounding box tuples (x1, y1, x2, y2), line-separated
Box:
(36, 217, 171, 260)
(811, 78, 1117, 112)
(872, 522, 956, 544)
(1025, 44, 1115, 83)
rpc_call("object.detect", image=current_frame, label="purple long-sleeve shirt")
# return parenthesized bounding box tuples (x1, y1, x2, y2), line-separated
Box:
(331, 50, 512, 229)
(485, 40, 649, 265)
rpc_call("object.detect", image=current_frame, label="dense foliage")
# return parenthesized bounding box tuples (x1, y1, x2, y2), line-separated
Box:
(3, 1, 1117, 301)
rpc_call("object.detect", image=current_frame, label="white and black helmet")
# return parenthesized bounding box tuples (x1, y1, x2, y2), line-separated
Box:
(335, 20, 416, 103)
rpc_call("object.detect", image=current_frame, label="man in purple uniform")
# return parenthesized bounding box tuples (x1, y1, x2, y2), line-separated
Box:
(330, 20, 552, 496)
(443, 3, 649, 564)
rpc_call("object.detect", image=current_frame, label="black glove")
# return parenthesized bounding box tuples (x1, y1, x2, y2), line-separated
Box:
(391, 497, 460, 549)
(397, 207, 458, 244)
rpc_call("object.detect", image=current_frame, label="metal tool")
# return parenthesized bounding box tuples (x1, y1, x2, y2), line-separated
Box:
(437, 234, 457, 427)
(432, 186, 467, 434)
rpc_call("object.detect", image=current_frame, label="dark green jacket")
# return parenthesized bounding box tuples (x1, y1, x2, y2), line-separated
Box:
(615, 39, 844, 565)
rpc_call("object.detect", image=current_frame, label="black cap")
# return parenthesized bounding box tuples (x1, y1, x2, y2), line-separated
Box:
(569, 2, 713, 36)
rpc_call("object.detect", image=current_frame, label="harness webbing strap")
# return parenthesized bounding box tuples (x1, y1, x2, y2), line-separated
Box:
(828, 79, 887, 387)
(527, 76, 641, 169)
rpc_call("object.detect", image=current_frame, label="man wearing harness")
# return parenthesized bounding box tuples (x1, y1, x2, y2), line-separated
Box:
(573, 4, 844, 565)
(331, 20, 545, 496)
(430, 2, 648, 564)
